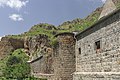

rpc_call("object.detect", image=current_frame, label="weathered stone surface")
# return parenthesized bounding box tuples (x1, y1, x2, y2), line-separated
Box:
(74, 3, 120, 80)
(54, 33, 76, 80)
(73, 72, 120, 80)
(24, 34, 52, 60)
(0, 37, 24, 60)
(76, 10, 120, 72)
(25, 34, 54, 80)
(99, 0, 116, 19)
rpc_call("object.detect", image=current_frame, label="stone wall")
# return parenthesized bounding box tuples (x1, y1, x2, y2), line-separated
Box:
(54, 33, 76, 80)
(30, 56, 46, 74)
(74, 8, 120, 80)
(26, 34, 54, 79)
(73, 72, 120, 80)
(30, 55, 54, 80)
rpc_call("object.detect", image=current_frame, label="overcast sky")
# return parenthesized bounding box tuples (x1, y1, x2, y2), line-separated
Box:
(0, 0, 105, 36)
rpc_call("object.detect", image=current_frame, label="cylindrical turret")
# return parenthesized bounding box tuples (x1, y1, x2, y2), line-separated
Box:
(54, 32, 76, 80)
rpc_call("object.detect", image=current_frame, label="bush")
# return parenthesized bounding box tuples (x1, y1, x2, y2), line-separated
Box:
(3, 49, 30, 80)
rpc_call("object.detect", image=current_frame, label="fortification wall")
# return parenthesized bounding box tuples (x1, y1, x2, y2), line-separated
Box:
(74, 8, 120, 80)
(73, 72, 120, 80)
(30, 56, 46, 74)
(26, 34, 54, 80)
(54, 33, 76, 80)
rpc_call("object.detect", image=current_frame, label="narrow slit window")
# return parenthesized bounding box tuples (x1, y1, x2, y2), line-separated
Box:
(95, 41, 100, 50)
(79, 48, 81, 54)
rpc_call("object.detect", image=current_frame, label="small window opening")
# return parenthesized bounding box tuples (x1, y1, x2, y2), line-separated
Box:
(95, 41, 100, 50)
(79, 48, 81, 54)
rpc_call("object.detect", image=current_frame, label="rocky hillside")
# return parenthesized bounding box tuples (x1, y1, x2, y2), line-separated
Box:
(58, 7, 102, 32)
(58, 0, 120, 32)
(2, 0, 120, 63)
(0, 0, 120, 78)
(6, 0, 120, 39)
(0, 0, 119, 62)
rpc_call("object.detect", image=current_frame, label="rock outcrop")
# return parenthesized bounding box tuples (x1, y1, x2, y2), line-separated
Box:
(24, 34, 54, 77)
(24, 34, 52, 60)
(0, 37, 24, 60)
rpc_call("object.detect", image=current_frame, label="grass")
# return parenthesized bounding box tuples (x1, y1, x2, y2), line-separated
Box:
(0, 77, 47, 80)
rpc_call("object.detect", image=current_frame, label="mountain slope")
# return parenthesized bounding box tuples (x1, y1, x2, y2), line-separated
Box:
(58, 0, 120, 33)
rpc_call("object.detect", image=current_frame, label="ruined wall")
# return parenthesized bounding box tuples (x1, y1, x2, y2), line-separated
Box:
(30, 55, 54, 80)
(54, 33, 76, 80)
(25, 34, 54, 79)
(74, 9, 120, 80)
(30, 56, 46, 74)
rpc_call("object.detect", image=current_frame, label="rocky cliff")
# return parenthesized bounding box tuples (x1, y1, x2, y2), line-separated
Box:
(24, 34, 53, 61)
(0, 37, 24, 60)
(0, 0, 120, 78)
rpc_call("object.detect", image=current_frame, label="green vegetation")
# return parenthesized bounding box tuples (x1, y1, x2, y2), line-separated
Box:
(1, 1, 120, 79)
(58, 6, 101, 32)
(7, 23, 58, 46)
(6, 0, 120, 44)
(116, 3, 120, 8)
(1, 49, 47, 80)
(0, 77, 47, 80)
(3, 49, 30, 79)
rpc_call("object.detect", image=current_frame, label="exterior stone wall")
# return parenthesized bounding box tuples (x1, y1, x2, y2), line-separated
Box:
(30, 56, 46, 74)
(25, 34, 54, 80)
(54, 33, 76, 80)
(30, 55, 54, 74)
(74, 8, 120, 80)
(30, 55, 54, 80)
(73, 72, 120, 80)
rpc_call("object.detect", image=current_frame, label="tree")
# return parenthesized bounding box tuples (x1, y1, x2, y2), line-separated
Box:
(3, 49, 30, 80)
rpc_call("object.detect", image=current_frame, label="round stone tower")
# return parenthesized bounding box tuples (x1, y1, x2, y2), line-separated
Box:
(54, 32, 76, 80)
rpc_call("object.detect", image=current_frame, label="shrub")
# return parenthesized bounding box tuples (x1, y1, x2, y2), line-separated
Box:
(3, 49, 30, 80)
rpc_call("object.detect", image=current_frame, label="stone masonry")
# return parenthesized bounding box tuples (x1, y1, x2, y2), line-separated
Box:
(74, 5, 120, 80)
(25, 34, 54, 80)
(99, 0, 116, 19)
(26, 0, 120, 80)
(54, 33, 76, 80)
(28, 33, 76, 80)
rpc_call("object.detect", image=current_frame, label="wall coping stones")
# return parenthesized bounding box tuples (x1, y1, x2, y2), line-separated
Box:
(33, 73, 54, 76)
(27, 56, 43, 63)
